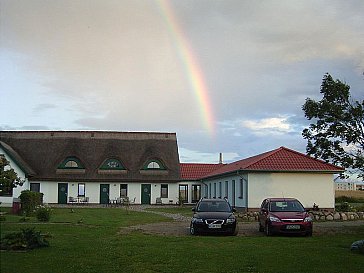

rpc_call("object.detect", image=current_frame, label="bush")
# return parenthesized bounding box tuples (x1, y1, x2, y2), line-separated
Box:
(335, 196, 364, 203)
(35, 205, 52, 222)
(336, 202, 356, 212)
(19, 190, 44, 216)
(0, 227, 50, 251)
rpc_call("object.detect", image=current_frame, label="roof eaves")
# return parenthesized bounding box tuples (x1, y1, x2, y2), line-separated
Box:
(0, 141, 36, 177)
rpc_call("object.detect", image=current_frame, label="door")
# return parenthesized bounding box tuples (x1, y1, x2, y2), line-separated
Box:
(100, 184, 110, 204)
(58, 183, 68, 204)
(141, 184, 151, 204)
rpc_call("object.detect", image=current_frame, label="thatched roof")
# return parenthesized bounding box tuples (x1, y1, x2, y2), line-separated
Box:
(0, 131, 181, 182)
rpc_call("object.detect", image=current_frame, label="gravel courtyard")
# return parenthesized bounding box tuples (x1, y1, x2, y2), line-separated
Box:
(119, 206, 364, 236)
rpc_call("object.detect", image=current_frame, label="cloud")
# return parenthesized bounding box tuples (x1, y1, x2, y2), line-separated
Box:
(32, 103, 57, 113)
(242, 116, 294, 135)
(0, 1, 363, 162)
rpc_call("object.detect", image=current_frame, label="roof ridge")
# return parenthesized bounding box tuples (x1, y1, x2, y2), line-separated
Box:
(238, 147, 282, 168)
(277, 146, 345, 170)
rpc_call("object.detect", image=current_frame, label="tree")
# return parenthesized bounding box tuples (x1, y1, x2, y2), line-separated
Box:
(0, 156, 24, 196)
(302, 73, 364, 180)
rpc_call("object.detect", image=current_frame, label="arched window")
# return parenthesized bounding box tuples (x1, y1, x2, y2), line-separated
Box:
(65, 160, 79, 168)
(147, 161, 161, 169)
(58, 157, 84, 169)
(100, 159, 125, 170)
(142, 160, 166, 170)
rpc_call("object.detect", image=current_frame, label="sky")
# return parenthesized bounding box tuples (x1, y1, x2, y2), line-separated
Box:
(1, 0, 363, 163)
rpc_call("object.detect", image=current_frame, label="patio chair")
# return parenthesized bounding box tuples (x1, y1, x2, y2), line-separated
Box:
(81, 197, 89, 205)
(156, 197, 162, 205)
(68, 197, 76, 204)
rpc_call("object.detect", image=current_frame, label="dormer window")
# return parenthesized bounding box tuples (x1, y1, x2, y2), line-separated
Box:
(65, 160, 79, 168)
(143, 160, 166, 170)
(58, 157, 84, 169)
(147, 161, 161, 169)
(100, 159, 125, 170)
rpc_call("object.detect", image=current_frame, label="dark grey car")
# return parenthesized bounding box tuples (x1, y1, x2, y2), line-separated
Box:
(190, 198, 238, 236)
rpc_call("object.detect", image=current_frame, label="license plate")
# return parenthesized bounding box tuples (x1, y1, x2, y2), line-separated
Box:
(286, 225, 300, 230)
(208, 224, 222, 229)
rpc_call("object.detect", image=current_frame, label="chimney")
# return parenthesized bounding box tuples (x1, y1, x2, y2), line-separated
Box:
(219, 153, 223, 164)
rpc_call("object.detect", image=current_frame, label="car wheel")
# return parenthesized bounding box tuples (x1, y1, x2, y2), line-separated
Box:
(259, 223, 264, 232)
(190, 224, 197, 236)
(265, 223, 273, 236)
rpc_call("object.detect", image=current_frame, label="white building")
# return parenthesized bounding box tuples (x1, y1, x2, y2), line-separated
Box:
(1, 131, 344, 210)
(335, 170, 364, 191)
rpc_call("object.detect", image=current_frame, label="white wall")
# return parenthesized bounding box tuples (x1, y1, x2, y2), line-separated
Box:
(201, 175, 248, 208)
(0, 148, 29, 207)
(28, 181, 182, 205)
(248, 172, 335, 209)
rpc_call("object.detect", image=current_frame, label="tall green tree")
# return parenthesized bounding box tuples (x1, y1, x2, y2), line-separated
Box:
(302, 73, 364, 179)
(0, 156, 24, 196)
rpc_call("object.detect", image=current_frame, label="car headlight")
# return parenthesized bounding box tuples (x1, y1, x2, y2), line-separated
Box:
(226, 217, 236, 224)
(192, 218, 203, 223)
(269, 216, 281, 222)
(304, 216, 313, 222)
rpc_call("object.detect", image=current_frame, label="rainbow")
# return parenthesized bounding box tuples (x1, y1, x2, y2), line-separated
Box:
(156, 0, 215, 136)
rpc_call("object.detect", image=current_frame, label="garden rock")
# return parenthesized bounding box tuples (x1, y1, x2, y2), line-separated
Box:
(350, 240, 364, 253)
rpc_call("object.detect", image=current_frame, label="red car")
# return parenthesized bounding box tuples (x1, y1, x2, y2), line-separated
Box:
(258, 198, 313, 236)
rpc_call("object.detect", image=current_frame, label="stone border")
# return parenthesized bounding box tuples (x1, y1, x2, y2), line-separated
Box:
(237, 211, 364, 222)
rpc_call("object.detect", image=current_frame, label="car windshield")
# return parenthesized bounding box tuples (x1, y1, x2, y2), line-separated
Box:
(197, 201, 231, 212)
(269, 200, 305, 212)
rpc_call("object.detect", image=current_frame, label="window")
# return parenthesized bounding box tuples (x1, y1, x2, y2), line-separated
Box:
(65, 161, 78, 168)
(232, 180, 236, 207)
(239, 178, 244, 198)
(209, 183, 212, 198)
(30, 183, 40, 192)
(142, 160, 166, 170)
(213, 183, 216, 198)
(148, 161, 160, 169)
(192, 185, 201, 203)
(179, 184, 188, 203)
(204, 185, 208, 198)
(58, 157, 84, 169)
(100, 159, 124, 170)
(225, 181, 228, 198)
(218, 182, 222, 198)
(161, 184, 168, 198)
(120, 184, 128, 197)
(78, 183, 85, 197)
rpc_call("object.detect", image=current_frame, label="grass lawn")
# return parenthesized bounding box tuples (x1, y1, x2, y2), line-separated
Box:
(146, 206, 194, 217)
(1, 207, 364, 273)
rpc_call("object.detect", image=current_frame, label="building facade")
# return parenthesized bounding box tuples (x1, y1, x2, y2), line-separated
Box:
(0, 131, 181, 206)
(1, 131, 345, 210)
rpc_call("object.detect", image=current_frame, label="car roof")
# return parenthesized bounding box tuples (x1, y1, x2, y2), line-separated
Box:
(199, 198, 227, 202)
(266, 198, 298, 202)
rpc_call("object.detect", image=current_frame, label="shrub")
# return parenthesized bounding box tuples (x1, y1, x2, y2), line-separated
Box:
(19, 190, 44, 216)
(336, 202, 356, 212)
(335, 196, 364, 203)
(35, 205, 52, 222)
(0, 227, 50, 251)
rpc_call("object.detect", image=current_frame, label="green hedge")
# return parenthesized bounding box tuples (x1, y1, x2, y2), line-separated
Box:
(19, 190, 44, 216)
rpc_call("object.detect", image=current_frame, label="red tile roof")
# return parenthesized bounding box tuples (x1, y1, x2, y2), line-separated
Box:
(180, 163, 225, 180)
(205, 147, 344, 178)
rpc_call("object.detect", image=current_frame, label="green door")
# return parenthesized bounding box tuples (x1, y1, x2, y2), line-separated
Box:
(58, 183, 68, 204)
(100, 184, 110, 204)
(141, 184, 151, 204)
